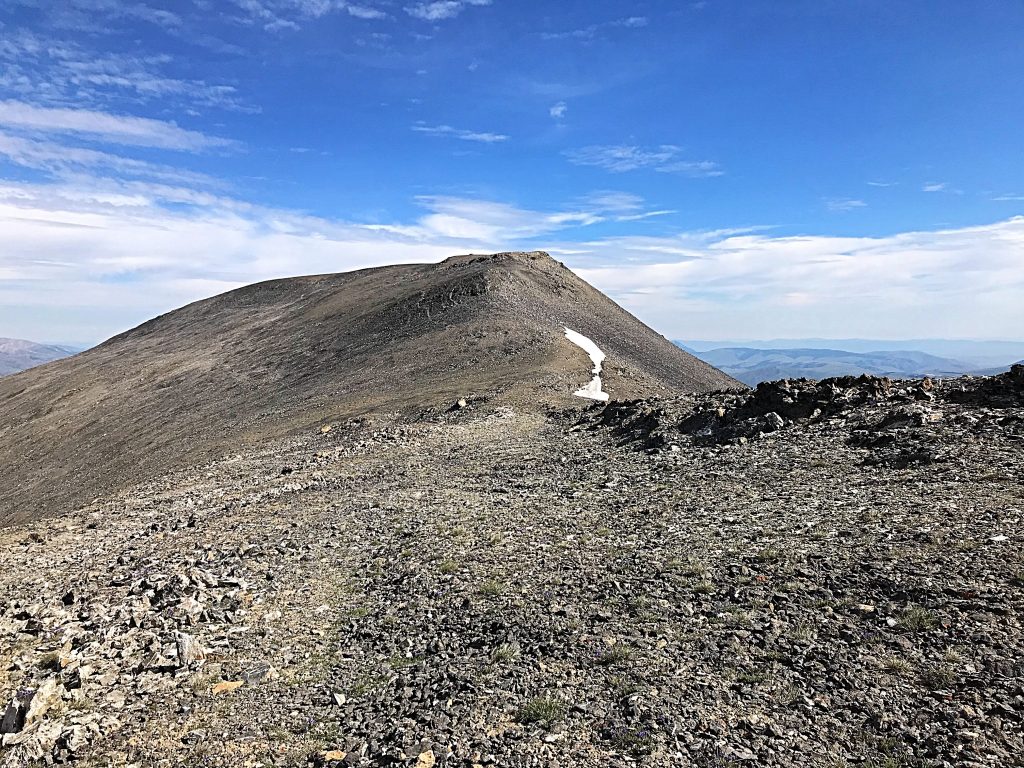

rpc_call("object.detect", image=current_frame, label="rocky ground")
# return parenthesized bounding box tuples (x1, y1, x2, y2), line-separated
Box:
(2, 369, 1023, 768)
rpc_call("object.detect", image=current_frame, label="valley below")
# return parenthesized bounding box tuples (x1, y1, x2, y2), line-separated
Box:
(3, 369, 1022, 768)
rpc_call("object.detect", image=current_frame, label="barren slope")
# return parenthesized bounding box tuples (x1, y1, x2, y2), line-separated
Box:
(0, 251, 736, 525)
(1, 371, 1021, 767)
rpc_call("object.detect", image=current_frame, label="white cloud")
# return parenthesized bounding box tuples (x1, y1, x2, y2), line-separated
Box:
(0, 178, 644, 342)
(566, 145, 722, 176)
(578, 191, 644, 213)
(866, 181, 897, 187)
(229, 0, 388, 30)
(122, 4, 183, 27)
(405, 0, 491, 21)
(2, 167, 1022, 344)
(826, 198, 867, 212)
(549, 101, 567, 119)
(411, 124, 508, 143)
(541, 16, 648, 40)
(346, 4, 386, 18)
(0, 100, 235, 151)
(0, 167, 693, 336)
(0, 31, 254, 113)
(922, 181, 965, 195)
(993, 194, 1024, 202)
(616, 209, 675, 222)
(566, 218, 1024, 339)
(0, 184, 452, 343)
(0, 131, 222, 187)
(568, 191, 675, 221)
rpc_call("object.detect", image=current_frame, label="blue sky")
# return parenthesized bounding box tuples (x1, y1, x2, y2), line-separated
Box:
(1, 0, 1022, 345)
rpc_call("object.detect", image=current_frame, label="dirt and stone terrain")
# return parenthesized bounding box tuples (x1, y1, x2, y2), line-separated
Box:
(0, 251, 733, 527)
(3, 366, 1022, 768)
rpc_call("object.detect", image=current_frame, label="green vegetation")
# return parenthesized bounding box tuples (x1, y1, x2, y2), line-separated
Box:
(692, 580, 716, 594)
(606, 725, 655, 756)
(478, 578, 503, 596)
(882, 655, 913, 676)
(899, 605, 939, 632)
(755, 546, 784, 563)
(735, 669, 768, 685)
(516, 697, 565, 726)
(919, 664, 956, 690)
(388, 654, 424, 669)
(491, 641, 520, 663)
(596, 644, 633, 666)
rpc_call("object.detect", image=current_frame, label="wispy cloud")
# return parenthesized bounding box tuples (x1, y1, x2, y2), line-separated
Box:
(566, 145, 722, 177)
(866, 181, 897, 187)
(412, 123, 508, 143)
(922, 181, 965, 195)
(405, 0, 492, 22)
(230, 0, 388, 30)
(0, 131, 220, 187)
(402, 196, 603, 240)
(541, 16, 648, 41)
(346, 4, 387, 18)
(0, 100, 235, 151)
(0, 31, 254, 113)
(826, 198, 867, 212)
(549, 101, 567, 120)
(993, 194, 1024, 202)
(577, 191, 645, 213)
(379, 192, 674, 243)
(564, 191, 676, 223)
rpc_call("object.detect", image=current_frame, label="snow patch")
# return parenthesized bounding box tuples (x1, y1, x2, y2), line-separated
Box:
(564, 327, 609, 402)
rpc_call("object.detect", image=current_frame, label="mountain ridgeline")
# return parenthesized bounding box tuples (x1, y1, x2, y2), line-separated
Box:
(690, 346, 980, 386)
(0, 338, 78, 377)
(0, 251, 737, 525)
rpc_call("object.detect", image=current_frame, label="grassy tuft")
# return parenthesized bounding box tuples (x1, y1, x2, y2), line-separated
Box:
(755, 547, 784, 564)
(491, 641, 520, 663)
(478, 579, 503, 597)
(516, 697, 565, 726)
(899, 605, 938, 632)
(596, 644, 633, 666)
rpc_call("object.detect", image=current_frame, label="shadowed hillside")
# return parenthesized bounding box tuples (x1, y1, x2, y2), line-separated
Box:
(0, 251, 737, 525)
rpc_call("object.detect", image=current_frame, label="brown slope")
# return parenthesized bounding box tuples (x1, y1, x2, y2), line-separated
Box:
(0, 251, 738, 525)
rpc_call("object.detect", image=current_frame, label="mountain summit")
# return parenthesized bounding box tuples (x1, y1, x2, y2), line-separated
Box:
(0, 251, 736, 524)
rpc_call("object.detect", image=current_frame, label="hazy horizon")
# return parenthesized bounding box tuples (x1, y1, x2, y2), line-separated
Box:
(12, 332, 1024, 357)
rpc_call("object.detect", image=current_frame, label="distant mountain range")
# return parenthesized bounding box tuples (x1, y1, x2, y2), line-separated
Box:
(0, 338, 79, 376)
(676, 340, 1024, 386)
